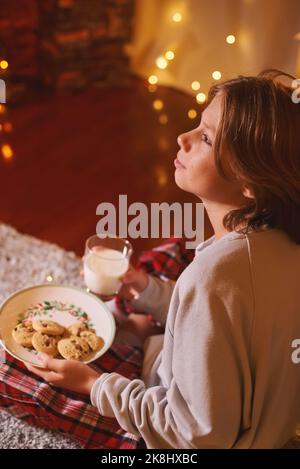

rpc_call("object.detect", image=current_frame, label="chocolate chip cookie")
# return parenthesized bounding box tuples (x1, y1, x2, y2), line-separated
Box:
(32, 319, 65, 336)
(57, 336, 90, 360)
(32, 332, 60, 356)
(80, 331, 104, 352)
(67, 322, 88, 337)
(12, 322, 35, 348)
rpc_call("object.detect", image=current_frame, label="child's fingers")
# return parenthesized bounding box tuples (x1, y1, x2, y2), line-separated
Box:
(118, 284, 139, 301)
(120, 267, 137, 284)
(37, 352, 64, 372)
(118, 285, 133, 300)
(25, 363, 61, 383)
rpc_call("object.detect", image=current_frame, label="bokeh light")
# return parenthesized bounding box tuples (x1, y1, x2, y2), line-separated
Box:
(212, 70, 222, 80)
(188, 109, 198, 119)
(153, 99, 164, 111)
(226, 35, 236, 44)
(1, 144, 13, 159)
(196, 92, 207, 103)
(148, 84, 157, 93)
(191, 81, 201, 91)
(156, 56, 168, 70)
(159, 114, 168, 124)
(165, 50, 175, 60)
(3, 122, 12, 132)
(172, 12, 182, 23)
(0, 60, 8, 70)
(148, 74, 158, 85)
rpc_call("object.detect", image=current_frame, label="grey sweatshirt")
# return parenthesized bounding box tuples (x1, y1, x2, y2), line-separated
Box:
(90, 229, 300, 448)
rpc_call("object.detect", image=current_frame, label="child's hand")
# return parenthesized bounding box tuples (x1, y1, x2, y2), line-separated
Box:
(118, 266, 149, 301)
(25, 353, 101, 395)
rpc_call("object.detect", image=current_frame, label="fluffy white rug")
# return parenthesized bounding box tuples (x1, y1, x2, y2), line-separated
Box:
(0, 408, 80, 449)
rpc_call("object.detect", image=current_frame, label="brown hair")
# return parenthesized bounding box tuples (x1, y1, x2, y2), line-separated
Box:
(208, 69, 300, 244)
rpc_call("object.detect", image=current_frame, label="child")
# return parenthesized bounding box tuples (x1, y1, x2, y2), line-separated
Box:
(4, 70, 300, 448)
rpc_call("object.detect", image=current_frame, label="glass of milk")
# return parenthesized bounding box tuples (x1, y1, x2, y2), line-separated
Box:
(83, 235, 132, 300)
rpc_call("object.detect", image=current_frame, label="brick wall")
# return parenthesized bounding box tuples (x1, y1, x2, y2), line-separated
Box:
(0, 0, 135, 101)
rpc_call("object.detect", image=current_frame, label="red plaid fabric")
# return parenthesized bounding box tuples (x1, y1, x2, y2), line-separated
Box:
(0, 238, 195, 449)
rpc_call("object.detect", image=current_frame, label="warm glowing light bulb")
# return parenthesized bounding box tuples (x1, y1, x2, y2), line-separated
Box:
(0, 104, 6, 114)
(196, 92, 207, 103)
(172, 12, 182, 22)
(156, 56, 168, 70)
(148, 74, 158, 85)
(46, 275, 53, 282)
(159, 114, 168, 124)
(191, 81, 201, 91)
(226, 34, 236, 44)
(212, 70, 222, 80)
(165, 50, 175, 60)
(153, 99, 164, 111)
(188, 109, 197, 119)
(2, 144, 13, 159)
(0, 60, 8, 70)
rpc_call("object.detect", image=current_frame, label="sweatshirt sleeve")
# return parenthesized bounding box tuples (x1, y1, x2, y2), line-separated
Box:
(90, 271, 251, 449)
(130, 274, 175, 326)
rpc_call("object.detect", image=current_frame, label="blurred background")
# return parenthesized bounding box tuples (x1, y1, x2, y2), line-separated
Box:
(0, 0, 299, 259)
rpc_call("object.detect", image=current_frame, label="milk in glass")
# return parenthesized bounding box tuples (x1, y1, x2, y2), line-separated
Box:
(84, 247, 129, 296)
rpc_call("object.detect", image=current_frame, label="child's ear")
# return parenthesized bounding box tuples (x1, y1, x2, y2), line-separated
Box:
(242, 186, 255, 199)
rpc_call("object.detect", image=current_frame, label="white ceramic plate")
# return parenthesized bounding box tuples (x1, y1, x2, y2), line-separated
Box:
(0, 284, 116, 367)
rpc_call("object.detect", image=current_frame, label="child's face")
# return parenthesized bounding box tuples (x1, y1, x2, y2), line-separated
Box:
(175, 94, 249, 206)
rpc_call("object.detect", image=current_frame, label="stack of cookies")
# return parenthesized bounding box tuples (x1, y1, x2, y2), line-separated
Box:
(12, 319, 104, 361)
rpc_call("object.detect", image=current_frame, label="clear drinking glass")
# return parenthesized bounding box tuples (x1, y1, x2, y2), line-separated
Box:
(83, 235, 132, 301)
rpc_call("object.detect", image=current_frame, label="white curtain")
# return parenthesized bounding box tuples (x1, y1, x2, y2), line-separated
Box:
(130, 0, 300, 95)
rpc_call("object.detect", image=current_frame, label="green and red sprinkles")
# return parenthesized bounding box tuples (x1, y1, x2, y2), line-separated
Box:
(18, 300, 95, 330)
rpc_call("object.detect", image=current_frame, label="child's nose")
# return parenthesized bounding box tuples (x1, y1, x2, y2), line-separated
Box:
(177, 133, 191, 152)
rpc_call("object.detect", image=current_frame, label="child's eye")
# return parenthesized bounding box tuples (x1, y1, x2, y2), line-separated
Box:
(201, 133, 212, 146)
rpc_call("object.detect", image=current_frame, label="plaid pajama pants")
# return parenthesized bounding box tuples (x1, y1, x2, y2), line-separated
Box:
(0, 238, 194, 449)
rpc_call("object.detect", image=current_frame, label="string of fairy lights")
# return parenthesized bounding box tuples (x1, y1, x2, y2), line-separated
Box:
(145, 10, 236, 124)
(0, 58, 14, 163)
